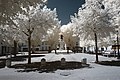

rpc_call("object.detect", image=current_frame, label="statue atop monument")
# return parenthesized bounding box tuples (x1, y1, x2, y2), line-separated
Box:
(59, 34, 65, 50)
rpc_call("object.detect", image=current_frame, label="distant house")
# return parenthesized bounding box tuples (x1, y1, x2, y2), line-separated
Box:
(112, 45, 120, 50)
(0, 43, 12, 56)
(20, 45, 28, 52)
(111, 45, 120, 55)
(73, 36, 82, 52)
(20, 41, 50, 52)
(39, 41, 49, 51)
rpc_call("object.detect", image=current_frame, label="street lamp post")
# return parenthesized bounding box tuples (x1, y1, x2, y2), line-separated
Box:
(117, 30, 120, 59)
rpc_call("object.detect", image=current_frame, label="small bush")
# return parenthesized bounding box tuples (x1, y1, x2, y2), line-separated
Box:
(97, 61, 120, 66)
(0, 61, 5, 68)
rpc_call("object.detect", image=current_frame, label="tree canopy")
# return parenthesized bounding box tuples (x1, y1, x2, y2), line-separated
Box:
(0, 0, 47, 25)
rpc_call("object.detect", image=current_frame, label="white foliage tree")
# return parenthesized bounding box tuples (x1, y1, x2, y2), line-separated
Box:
(0, 24, 25, 56)
(0, 0, 46, 25)
(103, 0, 120, 58)
(47, 26, 60, 53)
(61, 23, 78, 50)
(18, 6, 60, 64)
(71, 0, 115, 62)
(103, 0, 120, 36)
(0, 0, 47, 57)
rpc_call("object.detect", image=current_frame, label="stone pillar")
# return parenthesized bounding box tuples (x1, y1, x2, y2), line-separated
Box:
(81, 58, 87, 64)
(6, 58, 11, 67)
(41, 58, 46, 66)
(61, 58, 66, 66)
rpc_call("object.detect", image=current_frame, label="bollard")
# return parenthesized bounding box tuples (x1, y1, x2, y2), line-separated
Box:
(81, 58, 87, 64)
(61, 58, 66, 66)
(41, 58, 46, 66)
(6, 58, 11, 67)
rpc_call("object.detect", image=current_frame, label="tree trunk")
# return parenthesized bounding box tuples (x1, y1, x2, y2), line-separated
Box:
(105, 47, 107, 51)
(94, 33, 98, 62)
(48, 47, 51, 53)
(117, 35, 120, 59)
(13, 40, 17, 57)
(55, 49, 57, 54)
(28, 36, 31, 64)
(55, 45, 57, 54)
(67, 47, 69, 54)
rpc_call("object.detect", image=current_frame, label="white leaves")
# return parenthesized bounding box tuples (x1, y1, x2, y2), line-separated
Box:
(0, 0, 46, 25)
(61, 23, 79, 48)
(46, 26, 60, 49)
(69, 0, 117, 47)
(0, 3, 61, 47)
(17, 6, 60, 46)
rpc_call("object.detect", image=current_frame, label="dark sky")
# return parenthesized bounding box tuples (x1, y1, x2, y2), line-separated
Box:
(47, 0, 85, 25)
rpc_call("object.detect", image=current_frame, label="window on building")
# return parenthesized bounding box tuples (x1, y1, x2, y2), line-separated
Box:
(45, 46, 47, 50)
(42, 47, 44, 50)
(76, 42, 78, 45)
(42, 42, 44, 45)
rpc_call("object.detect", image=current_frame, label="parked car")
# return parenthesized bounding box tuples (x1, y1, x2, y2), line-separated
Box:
(102, 50, 117, 57)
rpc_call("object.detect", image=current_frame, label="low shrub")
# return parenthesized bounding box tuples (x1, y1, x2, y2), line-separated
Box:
(97, 61, 120, 66)
(0, 61, 5, 68)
